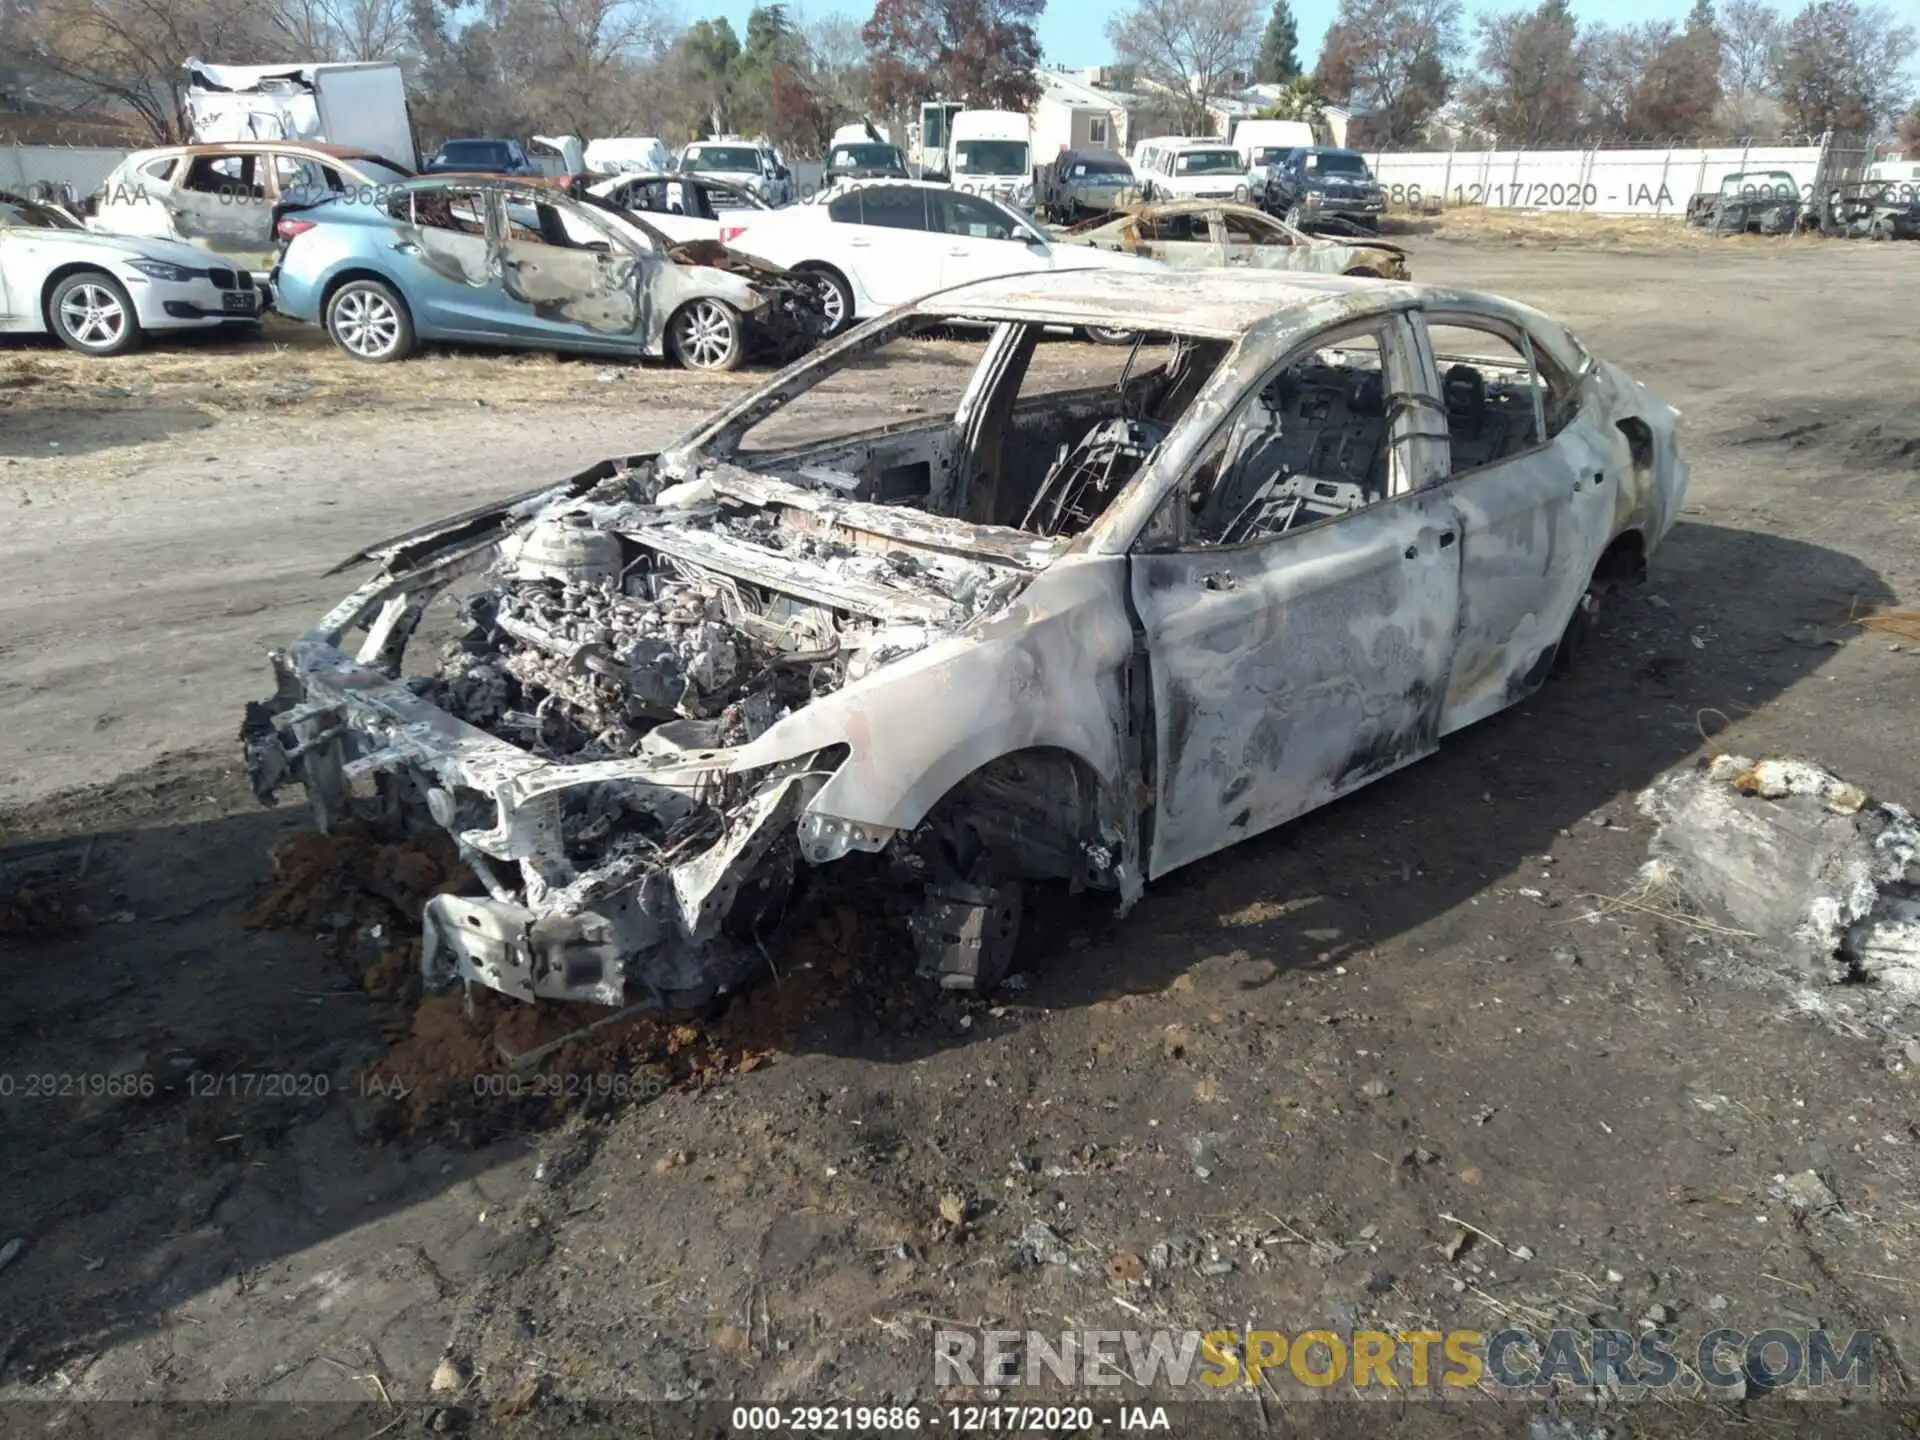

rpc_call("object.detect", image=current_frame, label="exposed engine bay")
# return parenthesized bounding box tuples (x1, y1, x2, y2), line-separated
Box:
(241, 359, 1187, 1011)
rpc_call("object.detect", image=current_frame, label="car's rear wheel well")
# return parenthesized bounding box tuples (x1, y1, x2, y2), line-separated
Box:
(319, 268, 412, 328)
(1594, 528, 1647, 586)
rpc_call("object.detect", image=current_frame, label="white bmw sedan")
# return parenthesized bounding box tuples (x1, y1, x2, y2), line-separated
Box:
(0, 189, 265, 356)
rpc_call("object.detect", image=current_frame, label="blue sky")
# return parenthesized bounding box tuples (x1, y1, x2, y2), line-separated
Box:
(702, 0, 1714, 72)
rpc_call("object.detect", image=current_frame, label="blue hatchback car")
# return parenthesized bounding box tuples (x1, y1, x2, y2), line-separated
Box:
(270, 175, 826, 370)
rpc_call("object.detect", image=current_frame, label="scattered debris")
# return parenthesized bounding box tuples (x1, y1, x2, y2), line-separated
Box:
(1016, 1222, 1069, 1266)
(1771, 1168, 1839, 1214)
(0, 1237, 24, 1273)
(1638, 754, 1920, 992)
(430, 1355, 471, 1394)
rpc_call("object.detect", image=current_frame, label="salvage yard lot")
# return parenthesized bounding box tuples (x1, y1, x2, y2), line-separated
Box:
(2, 230, 1918, 1426)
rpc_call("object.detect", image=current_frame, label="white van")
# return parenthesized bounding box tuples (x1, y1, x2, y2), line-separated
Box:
(1134, 137, 1251, 203)
(585, 136, 670, 174)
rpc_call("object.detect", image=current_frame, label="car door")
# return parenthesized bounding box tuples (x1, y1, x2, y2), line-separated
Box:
(0, 201, 17, 321)
(391, 184, 512, 338)
(932, 190, 1046, 288)
(1418, 311, 1613, 733)
(1127, 210, 1213, 269)
(493, 191, 647, 351)
(168, 154, 277, 268)
(1128, 313, 1460, 879)
(836, 185, 946, 307)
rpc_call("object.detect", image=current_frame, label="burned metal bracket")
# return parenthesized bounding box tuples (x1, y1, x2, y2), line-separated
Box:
(908, 878, 1024, 991)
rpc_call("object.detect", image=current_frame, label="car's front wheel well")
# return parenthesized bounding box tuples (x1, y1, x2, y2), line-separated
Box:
(39, 262, 121, 329)
(1346, 265, 1380, 277)
(911, 747, 1109, 886)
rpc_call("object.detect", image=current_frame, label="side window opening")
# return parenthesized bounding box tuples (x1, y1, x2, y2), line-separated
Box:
(1426, 320, 1550, 473)
(1221, 211, 1284, 246)
(409, 188, 488, 235)
(1158, 325, 1418, 552)
(184, 155, 261, 199)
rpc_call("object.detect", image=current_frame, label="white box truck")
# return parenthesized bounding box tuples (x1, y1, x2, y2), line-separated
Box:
(183, 59, 417, 169)
(948, 110, 1034, 209)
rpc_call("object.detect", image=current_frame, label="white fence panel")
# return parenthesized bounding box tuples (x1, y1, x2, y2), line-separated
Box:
(1365, 143, 1827, 216)
(4, 145, 131, 201)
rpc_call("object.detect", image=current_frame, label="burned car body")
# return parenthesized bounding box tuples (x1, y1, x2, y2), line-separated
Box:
(1055, 200, 1410, 278)
(1036, 150, 1140, 223)
(91, 141, 415, 286)
(271, 175, 826, 370)
(1684, 170, 1802, 235)
(1806, 180, 1920, 240)
(244, 270, 1688, 1009)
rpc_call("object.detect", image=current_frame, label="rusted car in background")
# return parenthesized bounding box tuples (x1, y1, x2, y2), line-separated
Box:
(1054, 199, 1410, 278)
(243, 269, 1687, 1012)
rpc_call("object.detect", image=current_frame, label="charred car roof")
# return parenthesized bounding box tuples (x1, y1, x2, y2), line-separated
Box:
(906, 268, 1517, 345)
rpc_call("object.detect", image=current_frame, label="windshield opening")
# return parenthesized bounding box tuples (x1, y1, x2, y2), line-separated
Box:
(953, 139, 1030, 176)
(1307, 151, 1370, 176)
(1070, 155, 1131, 176)
(1252, 146, 1290, 166)
(688, 146, 763, 172)
(831, 144, 904, 170)
(439, 141, 513, 165)
(1174, 149, 1241, 175)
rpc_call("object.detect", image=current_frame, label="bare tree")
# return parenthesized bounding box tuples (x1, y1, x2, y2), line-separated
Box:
(1468, 0, 1583, 144)
(1314, 0, 1463, 145)
(1774, 0, 1915, 133)
(1107, 0, 1260, 133)
(272, 0, 409, 59)
(21, 0, 286, 139)
(1719, 0, 1782, 128)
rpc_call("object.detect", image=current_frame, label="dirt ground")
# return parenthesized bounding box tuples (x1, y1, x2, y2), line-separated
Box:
(2, 228, 1919, 1434)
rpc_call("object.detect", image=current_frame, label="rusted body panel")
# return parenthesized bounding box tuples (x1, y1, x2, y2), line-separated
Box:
(245, 268, 1686, 1007)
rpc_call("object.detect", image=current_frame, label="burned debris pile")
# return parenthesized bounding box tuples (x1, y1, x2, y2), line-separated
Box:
(1638, 755, 1920, 997)
(424, 462, 1021, 770)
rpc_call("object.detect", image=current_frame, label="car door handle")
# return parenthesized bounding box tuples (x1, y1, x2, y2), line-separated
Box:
(1407, 531, 1457, 559)
(947, 246, 969, 256)
(391, 241, 420, 254)
(848, 236, 870, 247)
(1199, 570, 1237, 591)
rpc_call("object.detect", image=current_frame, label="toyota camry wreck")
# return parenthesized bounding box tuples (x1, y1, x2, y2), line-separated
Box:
(243, 269, 1688, 1010)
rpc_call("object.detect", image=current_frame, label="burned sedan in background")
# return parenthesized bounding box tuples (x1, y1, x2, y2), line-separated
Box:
(243, 270, 1688, 1011)
(1056, 199, 1410, 278)
(270, 175, 826, 370)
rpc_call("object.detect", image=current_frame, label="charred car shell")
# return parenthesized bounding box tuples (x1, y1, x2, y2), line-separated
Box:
(244, 269, 1688, 1010)
(1055, 199, 1410, 279)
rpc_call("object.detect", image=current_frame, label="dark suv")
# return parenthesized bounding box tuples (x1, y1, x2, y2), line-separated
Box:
(1257, 147, 1386, 230)
(422, 139, 539, 175)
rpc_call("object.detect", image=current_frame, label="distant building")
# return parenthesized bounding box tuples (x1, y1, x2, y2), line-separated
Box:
(1030, 69, 1134, 160)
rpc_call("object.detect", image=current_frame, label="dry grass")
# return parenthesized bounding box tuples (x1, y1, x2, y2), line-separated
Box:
(1382, 204, 1824, 252)
(0, 316, 758, 422)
